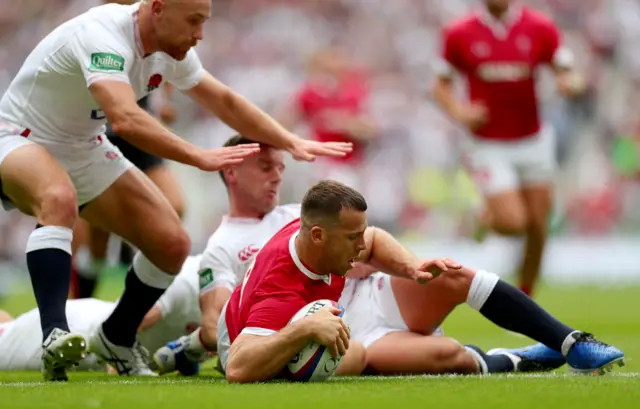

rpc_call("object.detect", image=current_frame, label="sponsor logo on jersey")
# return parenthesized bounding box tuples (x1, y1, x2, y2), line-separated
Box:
(147, 73, 163, 92)
(198, 268, 213, 290)
(477, 62, 530, 82)
(89, 53, 125, 72)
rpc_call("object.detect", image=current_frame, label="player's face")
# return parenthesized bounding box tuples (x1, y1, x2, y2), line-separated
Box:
(485, 0, 510, 13)
(233, 147, 285, 215)
(153, 0, 211, 60)
(323, 209, 367, 276)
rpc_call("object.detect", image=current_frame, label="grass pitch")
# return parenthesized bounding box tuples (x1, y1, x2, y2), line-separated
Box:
(1, 274, 639, 409)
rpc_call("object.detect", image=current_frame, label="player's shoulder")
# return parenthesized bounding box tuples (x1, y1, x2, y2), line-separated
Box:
(269, 203, 302, 220)
(521, 6, 557, 30)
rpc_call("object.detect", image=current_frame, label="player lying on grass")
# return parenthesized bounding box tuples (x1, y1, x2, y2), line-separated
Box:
(0, 256, 203, 372)
(153, 137, 625, 379)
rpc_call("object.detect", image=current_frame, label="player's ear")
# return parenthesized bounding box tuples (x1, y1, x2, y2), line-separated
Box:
(310, 226, 324, 244)
(223, 167, 236, 186)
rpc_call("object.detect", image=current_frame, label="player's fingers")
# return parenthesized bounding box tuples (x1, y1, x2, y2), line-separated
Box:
(336, 333, 347, 357)
(338, 322, 350, 350)
(328, 339, 340, 360)
(340, 318, 350, 339)
(443, 258, 461, 269)
(325, 306, 342, 316)
(434, 260, 448, 272)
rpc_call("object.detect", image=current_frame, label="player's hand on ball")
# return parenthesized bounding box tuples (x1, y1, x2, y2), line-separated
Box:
(288, 139, 353, 162)
(306, 307, 350, 359)
(412, 258, 462, 283)
(195, 144, 260, 171)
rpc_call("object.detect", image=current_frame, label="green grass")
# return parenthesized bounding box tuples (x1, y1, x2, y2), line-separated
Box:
(1, 274, 639, 409)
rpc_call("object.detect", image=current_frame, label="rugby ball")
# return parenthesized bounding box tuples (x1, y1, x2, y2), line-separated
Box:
(285, 299, 346, 382)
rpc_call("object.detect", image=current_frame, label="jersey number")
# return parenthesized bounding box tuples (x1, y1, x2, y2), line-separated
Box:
(91, 109, 106, 120)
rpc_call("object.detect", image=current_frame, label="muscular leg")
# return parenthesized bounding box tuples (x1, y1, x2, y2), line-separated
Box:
(81, 167, 189, 352)
(483, 190, 528, 236)
(0, 144, 78, 340)
(145, 164, 185, 219)
(518, 184, 552, 297)
(392, 268, 576, 355)
(335, 340, 366, 376)
(366, 332, 478, 375)
(73, 163, 185, 299)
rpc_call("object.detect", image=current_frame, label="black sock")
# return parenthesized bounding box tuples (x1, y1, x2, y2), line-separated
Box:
(119, 243, 134, 266)
(101, 267, 165, 347)
(76, 275, 98, 298)
(480, 280, 575, 351)
(465, 345, 515, 373)
(26, 226, 72, 341)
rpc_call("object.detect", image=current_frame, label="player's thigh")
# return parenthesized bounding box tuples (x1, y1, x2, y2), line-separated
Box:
(518, 128, 555, 228)
(335, 340, 366, 376)
(78, 144, 189, 273)
(144, 164, 185, 218)
(390, 270, 473, 335)
(0, 137, 77, 225)
(366, 332, 477, 375)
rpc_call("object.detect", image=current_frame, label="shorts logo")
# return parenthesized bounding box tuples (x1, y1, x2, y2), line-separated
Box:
(105, 151, 119, 161)
(89, 53, 125, 72)
(199, 268, 213, 290)
(147, 73, 163, 92)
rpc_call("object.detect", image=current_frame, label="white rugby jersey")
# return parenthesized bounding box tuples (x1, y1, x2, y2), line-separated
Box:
(198, 204, 302, 295)
(0, 2, 205, 147)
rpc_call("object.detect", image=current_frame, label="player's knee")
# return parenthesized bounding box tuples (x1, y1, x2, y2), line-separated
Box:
(146, 226, 190, 274)
(161, 228, 191, 274)
(492, 211, 528, 236)
(439, 338, 478, 374)
(37, 184, 78, 227)
(438, 267, 475, 304)
(336, 341, 367, 376)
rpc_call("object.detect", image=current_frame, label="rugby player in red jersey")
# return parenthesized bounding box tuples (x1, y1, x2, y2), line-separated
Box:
(432, 0, 585, 296)
(280, 47, 376, 190)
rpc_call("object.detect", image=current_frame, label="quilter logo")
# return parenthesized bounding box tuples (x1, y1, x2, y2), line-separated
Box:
(89, 53, 125, 72)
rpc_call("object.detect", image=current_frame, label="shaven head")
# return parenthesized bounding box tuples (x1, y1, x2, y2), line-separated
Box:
(141, 0, 211, 60)
(484, 0, 510, 16)
(300, 180, 368, 276)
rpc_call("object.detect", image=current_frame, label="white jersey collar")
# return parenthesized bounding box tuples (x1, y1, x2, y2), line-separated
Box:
(289, 230, 331, 285)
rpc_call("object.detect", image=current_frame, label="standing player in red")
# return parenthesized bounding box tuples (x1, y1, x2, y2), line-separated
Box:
(432, 0, 585, 297)
(219, 180, 459, 383)
(280, 48, 376, 190)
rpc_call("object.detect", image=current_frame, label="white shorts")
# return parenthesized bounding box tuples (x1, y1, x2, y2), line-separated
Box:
(216, 301, 231, 373)
(341, 273, 443, 348)
(0, 123, 134, 210)
(462, 125, 557, 196)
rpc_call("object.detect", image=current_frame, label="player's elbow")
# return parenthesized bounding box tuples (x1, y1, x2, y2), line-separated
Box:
(109, 114, 135, 137)
(225, 358, 261, 384)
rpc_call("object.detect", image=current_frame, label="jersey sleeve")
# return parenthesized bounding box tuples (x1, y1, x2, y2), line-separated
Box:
(241, 293, 304, 336)
(433, 25, 462, 77)
(67, 28, 133, 87)
(168, 48, 206, 91)
(539, 19, 574, 69)
(199, 243, 238, 295)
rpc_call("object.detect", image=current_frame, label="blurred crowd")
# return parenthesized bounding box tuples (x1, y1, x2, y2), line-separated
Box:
(1, 0, 640, 271)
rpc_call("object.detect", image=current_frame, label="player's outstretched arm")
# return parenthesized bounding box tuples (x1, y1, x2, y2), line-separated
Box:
(226, 307, 348, 383)
(225, 321, 313, 383)
(355, 227, 461, 283)
(89, 80, 260, 171)
(185, 72, 353, 162)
